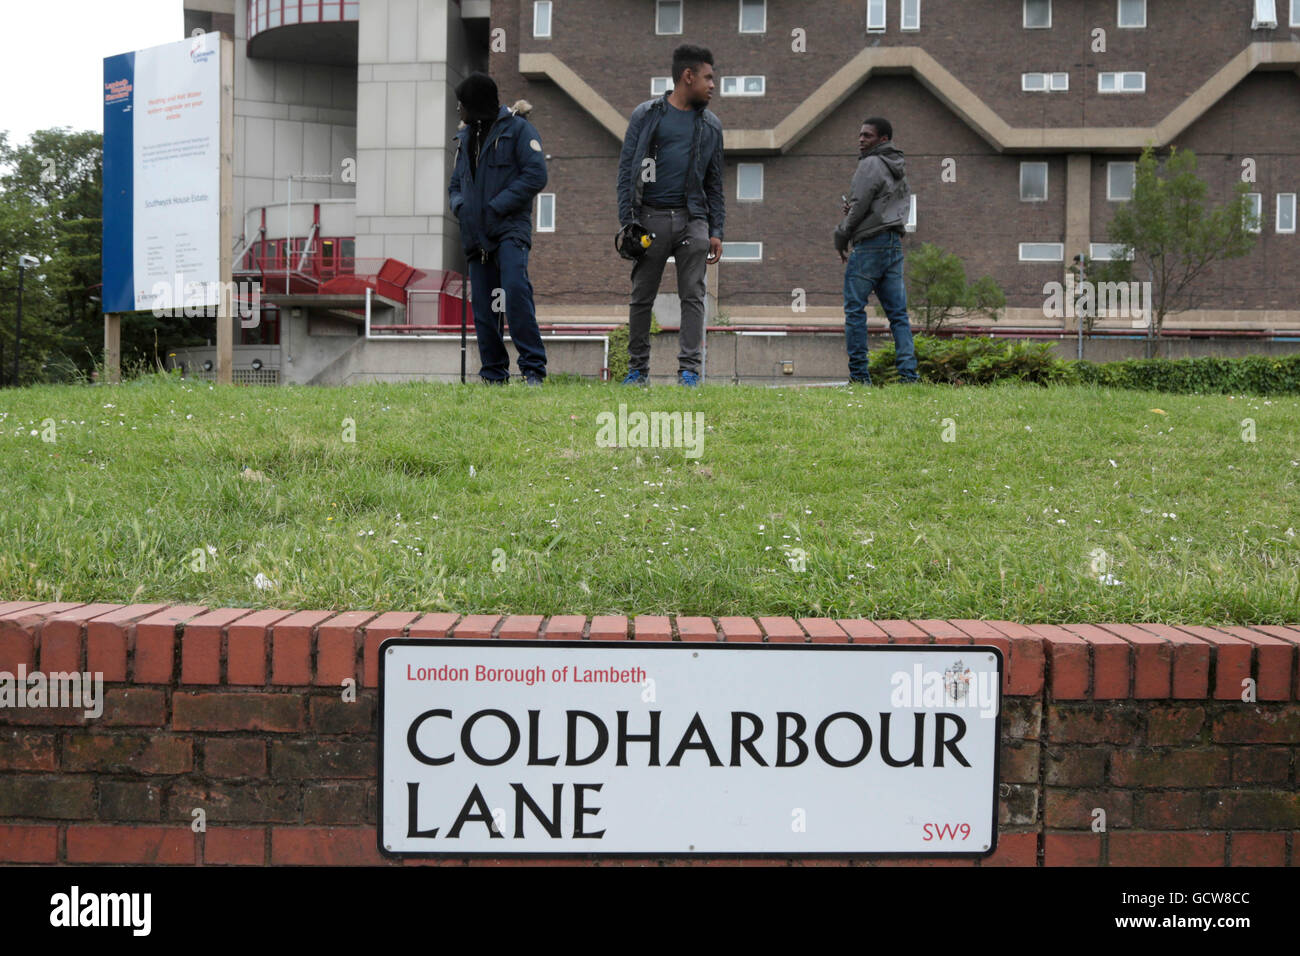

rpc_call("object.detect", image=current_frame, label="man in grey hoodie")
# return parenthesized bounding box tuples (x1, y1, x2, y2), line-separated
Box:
(833, 117, 920, 385)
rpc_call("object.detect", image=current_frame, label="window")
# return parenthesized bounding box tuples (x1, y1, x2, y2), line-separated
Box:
(1118, 0, 1145, 27)
(901, 0, 920, 31)
(721, 75, 765, 96)
(1089, 242, 1132, 260)
(650, 76, 672, 96)
(533, 1, 551, 37)
(721, 242, 762, 261)
(1245, 193, 1262, 233)
(867, 0, 886, 32)
(1293, 0, 1300, 26)
(905, 194, 917, 232)
(1020, 162, 1048, 201)
(536, 193, 555, 232)
(739, 0, 765, 33)
(1252, 0, 1278, 28)
(737, 163, 763, 201)
(1019, 242, 1064, 261)
(1278, 193, 1297, 233)
(1022, 72, 1068, 91)
(1024, 0, 1051, 28)
(1108, 162, 1136, 201)
(1099, 72, 1145, 92)
(656, 0, 682, 35)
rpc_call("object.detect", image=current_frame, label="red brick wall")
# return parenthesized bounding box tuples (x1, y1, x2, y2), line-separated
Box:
(1, 600, 1296, 865)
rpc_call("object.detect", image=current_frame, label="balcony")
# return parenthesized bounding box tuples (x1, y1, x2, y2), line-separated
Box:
(246, 0, 359, 65)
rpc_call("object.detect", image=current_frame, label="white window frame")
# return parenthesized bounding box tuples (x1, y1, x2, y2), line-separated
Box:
(1245, 193, 1262, 233)
(1089, 242, 1132, 261)
(650, 76, 672, 96)
(656, 0, 683, 35)
(1117, 0, 1146, 28)
(739, 0, 766, 33)
(1022, 72, 1068, 91)
(1252, 0, 1278, 29)
(532, 1, 552, 37)
(1292, 0, 1300, 26)
(736, 163, 763, 202)
(1099, 71, 1146, 92)
(1277, 193, 1297, 233)
(1108, 162, 1136, 201)
(721, 241, 763, 261)
(536, 193, 555, 232)
(905, 194, 917, 232)
(1020, 162, 1049, 202)
(867, 0, 886, 32)
(901, 0, 921, 31)
(1024, 0, 1051, 29)
(721, 75, 766, 96)
(1019, 242, 1064, 262)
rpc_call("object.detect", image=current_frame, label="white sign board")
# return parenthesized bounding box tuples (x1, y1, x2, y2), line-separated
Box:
(103, 32, 222, 312)
(379, 641, 1002, 858)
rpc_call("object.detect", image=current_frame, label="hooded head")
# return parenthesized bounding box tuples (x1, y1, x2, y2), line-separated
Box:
(456, 72, 500, 124)
(859, 117, 893, 157)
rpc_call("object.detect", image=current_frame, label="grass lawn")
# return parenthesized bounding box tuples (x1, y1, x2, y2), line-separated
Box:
(0, 373, 1296, 622)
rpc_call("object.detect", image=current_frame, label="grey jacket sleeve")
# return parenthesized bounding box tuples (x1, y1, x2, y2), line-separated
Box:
(704, 127, 725, 241)
(616, 106, 645, 227)
(834, 157, 884, 249)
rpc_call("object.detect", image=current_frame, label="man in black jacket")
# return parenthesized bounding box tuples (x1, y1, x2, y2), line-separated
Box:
(615, 44, 725, 387)
(833, 116, 920, 386)
(449, 72, 549, 385)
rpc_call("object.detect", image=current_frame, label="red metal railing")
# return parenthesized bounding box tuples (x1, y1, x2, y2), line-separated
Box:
(246, 0, 359, 39)
(238, 237, 356, 282)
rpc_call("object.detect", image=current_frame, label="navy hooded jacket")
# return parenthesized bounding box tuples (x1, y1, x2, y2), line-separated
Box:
(448, 105, 548, 257)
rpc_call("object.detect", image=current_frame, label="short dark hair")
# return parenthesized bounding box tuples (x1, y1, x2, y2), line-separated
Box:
(862, 116, 893, 140)
(671, 44, 714, 84)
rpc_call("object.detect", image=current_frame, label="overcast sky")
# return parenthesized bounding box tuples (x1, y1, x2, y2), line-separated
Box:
(0, 0, 184, 146)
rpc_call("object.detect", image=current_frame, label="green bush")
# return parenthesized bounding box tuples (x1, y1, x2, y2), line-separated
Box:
(869, 334, 1078, 386)
(867, 335, 1300, 394)
(1072, 354, 1300, 395)
(605, 313, 660, 382)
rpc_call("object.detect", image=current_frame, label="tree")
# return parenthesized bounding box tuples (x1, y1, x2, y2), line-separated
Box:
(1102, 144, 1259, 356)
(0, 128, 104, 383)
(904, 242, 1005, 333)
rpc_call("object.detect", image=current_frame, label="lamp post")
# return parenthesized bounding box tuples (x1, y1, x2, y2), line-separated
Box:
(14, 254, 39, 387)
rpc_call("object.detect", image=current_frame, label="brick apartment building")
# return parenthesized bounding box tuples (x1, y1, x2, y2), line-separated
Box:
(173, 0, 1300, 381)
(505, 0, 1300, 327)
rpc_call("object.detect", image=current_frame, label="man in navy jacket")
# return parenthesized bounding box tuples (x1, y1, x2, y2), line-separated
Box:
(449, 72, 549, 384)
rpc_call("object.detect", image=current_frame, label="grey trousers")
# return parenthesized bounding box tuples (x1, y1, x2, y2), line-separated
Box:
(628, 207, 709, 375)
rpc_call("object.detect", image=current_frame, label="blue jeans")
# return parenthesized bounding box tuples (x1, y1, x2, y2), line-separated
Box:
(468, 238, 547, 382)
(843, 231, 919, 383)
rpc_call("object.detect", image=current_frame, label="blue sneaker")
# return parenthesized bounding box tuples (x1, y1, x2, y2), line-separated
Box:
(524, 374, 544, 387)
(621, 369, 649, 385)
(678, 370, 700, 387)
